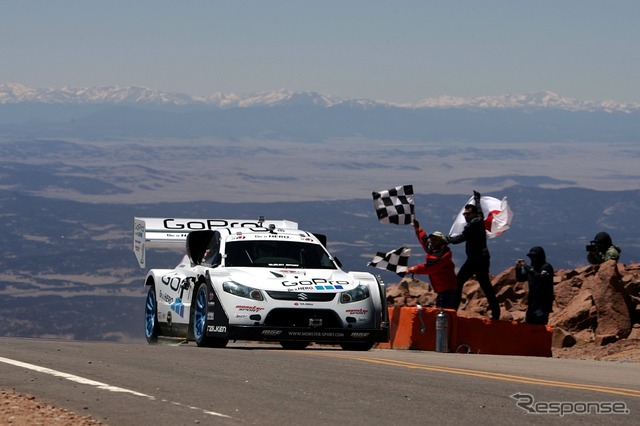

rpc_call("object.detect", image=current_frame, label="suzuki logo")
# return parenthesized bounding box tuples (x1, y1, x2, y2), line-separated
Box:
(297, 293, 308, 301)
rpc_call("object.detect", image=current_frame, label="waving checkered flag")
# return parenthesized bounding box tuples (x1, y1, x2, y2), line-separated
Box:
(372, 185, 415, 225)
(368, 247, 412, 273)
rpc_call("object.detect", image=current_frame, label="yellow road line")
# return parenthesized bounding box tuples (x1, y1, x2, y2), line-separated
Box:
(301, 352, 640, 398)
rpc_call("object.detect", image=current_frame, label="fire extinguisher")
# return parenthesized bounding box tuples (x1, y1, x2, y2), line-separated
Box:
(436, 309, 449, 352)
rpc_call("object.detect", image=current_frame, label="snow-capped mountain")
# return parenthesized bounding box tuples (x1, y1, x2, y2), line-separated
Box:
(1, 82, 638, 112)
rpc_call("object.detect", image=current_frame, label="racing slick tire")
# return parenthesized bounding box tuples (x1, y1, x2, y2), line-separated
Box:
(193, 282, 229, 348)
(279, 341, 310, 350)
(144, 285, 159, 344)
(339, 341, 375, 351)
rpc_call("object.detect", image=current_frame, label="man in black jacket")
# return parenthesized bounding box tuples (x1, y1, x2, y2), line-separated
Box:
(515, 246, 554, 325)
(448, 191, 501, 320)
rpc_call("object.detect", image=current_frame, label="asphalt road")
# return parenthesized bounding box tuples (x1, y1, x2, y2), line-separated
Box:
(1, 338, 638, 425)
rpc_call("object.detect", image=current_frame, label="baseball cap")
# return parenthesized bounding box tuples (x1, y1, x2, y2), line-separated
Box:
(428, 231, 446, 241)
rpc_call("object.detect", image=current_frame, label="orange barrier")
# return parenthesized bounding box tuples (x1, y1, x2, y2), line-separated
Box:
(379, 307, 552, 357)
(378, 306, 417, 349)
(454, 316, 552, 357)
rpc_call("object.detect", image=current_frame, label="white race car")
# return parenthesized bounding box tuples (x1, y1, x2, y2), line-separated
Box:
(133, 217, 389, 350)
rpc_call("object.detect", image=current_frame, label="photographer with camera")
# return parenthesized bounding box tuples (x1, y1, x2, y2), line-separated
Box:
(515, 246, 554, 325)
(586, 231, 621, 265)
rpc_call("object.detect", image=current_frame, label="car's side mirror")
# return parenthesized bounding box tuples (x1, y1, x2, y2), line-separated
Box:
(333, 257, 343, 268)
(207, 252, 222, 268)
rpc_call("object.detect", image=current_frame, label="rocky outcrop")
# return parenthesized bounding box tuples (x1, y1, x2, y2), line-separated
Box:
(387, 260, 640, 350)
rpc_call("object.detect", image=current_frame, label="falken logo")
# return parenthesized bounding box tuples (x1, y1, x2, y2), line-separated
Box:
(170, 298, 185, 317)
(207, 326, 227, 333)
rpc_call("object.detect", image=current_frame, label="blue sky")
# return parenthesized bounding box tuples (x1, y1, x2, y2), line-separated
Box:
(2, 1, 639, 103)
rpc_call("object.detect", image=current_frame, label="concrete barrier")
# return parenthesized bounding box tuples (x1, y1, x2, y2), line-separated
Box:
(378, 306, 552, 357)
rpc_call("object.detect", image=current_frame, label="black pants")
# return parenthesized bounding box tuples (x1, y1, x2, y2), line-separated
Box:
(525, 308, 549, 325)
(436, 289, 457, 309)
(455, 258, 500, 320)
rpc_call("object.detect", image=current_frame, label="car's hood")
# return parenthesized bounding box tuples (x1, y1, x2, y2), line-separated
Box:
(225, 267, 357, 292)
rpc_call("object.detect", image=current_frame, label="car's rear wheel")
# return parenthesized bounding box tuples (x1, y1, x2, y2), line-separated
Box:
(340, 341, 374, 351)
(279, 341, 310, 350)
(193, 282, 228, 348)
(144, 285, 159, 344)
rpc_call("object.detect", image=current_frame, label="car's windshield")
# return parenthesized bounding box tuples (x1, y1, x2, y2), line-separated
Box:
(224, 240, 337, 269)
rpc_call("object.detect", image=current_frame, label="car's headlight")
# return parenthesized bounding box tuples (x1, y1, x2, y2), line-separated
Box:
(222, 281, 264, 301)
(339, 284, 370, 303)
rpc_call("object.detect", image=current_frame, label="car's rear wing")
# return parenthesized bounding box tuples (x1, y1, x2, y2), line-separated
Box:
(133, 217, 298, 268)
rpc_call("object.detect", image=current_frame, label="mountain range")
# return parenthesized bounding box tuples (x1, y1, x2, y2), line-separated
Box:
(2, 83, 640, 142)
(2, 82, 640, 112)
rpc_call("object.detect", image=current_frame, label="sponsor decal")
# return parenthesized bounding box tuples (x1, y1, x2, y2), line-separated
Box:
(158, 289, 173, 304)
(315, 285, 344, 290)
(350, 332, 370, 338)
(282, 278, 349, 288)
(345, 309, 369, 315)
(170, 297, 185, 317)
(166, 233, 189, 239)
(207, 326, 227, 333)
(262, 330, 283, 336)
(163, 219, 265, 231)
(288, 286, 314, 292)
(235, 314, 249, 319)
(235, 305, 265, 312)
(160, 275, 190, 301)
(207, 312, 215, 320)
(294, 302, 314, 306)
(288, 332, 345, 337)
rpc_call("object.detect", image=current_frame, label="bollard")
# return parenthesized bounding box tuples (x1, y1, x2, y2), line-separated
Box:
(435, 309, 449, 352)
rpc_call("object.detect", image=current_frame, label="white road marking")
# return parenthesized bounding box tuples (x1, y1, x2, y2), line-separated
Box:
(0, 356, 232, 419)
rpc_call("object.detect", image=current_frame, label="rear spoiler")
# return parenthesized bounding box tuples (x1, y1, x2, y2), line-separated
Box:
(133, 217, 298, 268)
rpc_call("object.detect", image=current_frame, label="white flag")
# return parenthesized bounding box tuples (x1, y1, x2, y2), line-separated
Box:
(449, 196, 513, 239)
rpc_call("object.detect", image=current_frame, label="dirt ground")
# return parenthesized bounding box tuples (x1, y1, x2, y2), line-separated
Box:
(552, 339, 640, 363)
(0, 388, 102, 425)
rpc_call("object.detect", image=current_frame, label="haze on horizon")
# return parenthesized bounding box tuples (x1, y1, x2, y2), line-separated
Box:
(2, 1, 639, 104)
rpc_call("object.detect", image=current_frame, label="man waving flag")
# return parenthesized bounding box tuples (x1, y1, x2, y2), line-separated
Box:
(449, 195, 513, 239)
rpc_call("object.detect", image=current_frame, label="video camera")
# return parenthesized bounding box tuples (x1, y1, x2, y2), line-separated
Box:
(586, 242, 599, 252)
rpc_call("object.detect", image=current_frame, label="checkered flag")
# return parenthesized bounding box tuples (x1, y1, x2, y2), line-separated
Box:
(368, 247, 411, 273)
(372, 185, 415, 225)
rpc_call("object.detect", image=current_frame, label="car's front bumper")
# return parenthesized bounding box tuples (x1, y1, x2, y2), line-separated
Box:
(223, 325, 389, 343)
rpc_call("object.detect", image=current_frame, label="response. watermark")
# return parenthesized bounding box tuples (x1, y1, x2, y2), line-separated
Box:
(510, 392, 630, 416)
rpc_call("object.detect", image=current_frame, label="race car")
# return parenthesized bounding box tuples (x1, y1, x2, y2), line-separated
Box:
(133, 217, 389, 350)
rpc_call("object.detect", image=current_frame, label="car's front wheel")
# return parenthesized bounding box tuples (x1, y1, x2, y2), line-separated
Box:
(144, 285, 159, 344)
(193, 282, 228, 348)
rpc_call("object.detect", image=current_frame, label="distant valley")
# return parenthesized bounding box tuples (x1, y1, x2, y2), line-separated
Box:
(0, 87, 638, 341)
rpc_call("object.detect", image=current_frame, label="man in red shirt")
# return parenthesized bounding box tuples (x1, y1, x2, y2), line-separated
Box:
(402, 219, 458, 309)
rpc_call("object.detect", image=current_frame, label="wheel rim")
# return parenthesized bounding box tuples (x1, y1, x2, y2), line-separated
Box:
(194, 286, 207, 340)
(145, 288, 156, 338)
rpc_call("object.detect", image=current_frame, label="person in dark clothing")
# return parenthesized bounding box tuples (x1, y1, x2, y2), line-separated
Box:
(402, 220, 458, 309)
(587, 231, 621, 265)
(447, 190, 501, 320)
(515, 246, 554, 325)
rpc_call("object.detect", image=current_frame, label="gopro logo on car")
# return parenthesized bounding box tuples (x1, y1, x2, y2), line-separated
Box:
(163, 219, 265, 230)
